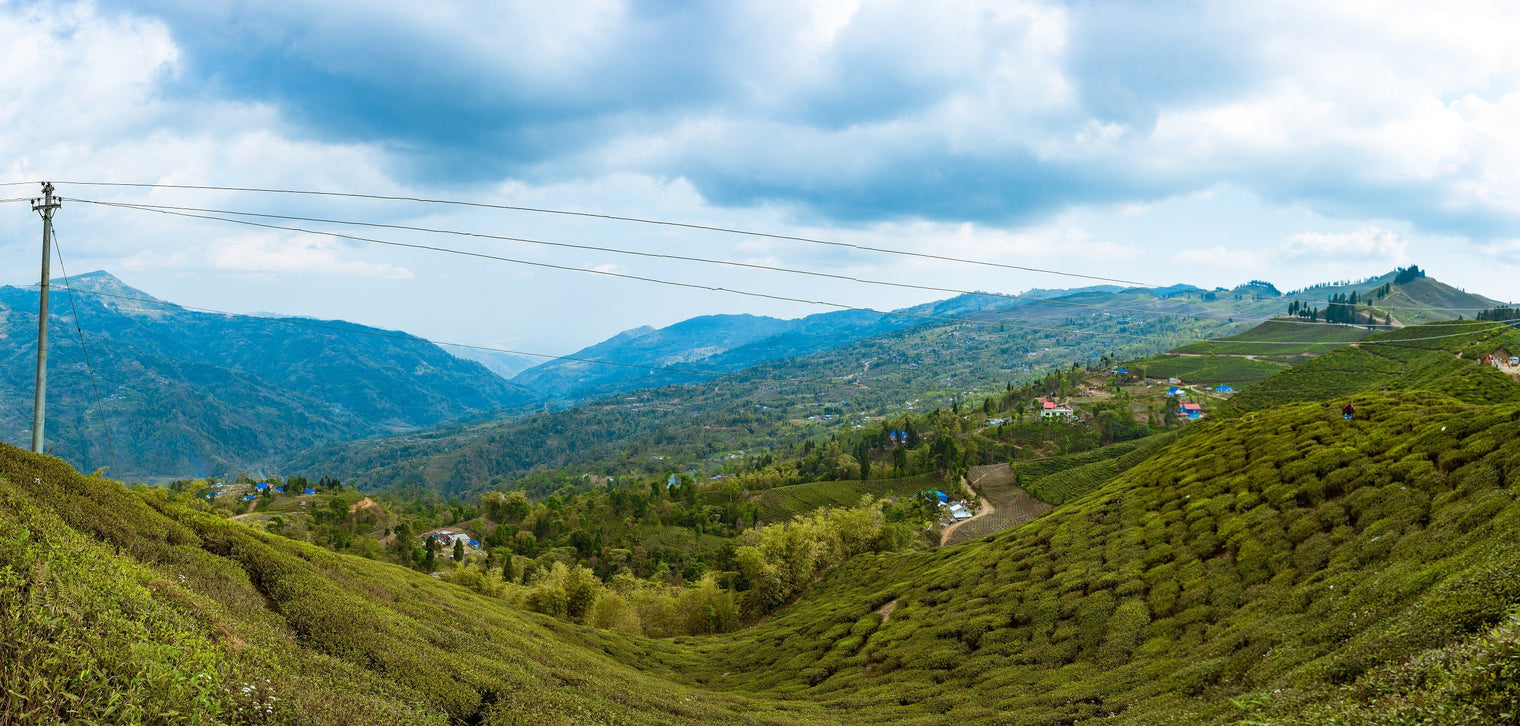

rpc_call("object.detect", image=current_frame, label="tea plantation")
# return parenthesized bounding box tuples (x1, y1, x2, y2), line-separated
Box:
(4, 320, 1520, 724)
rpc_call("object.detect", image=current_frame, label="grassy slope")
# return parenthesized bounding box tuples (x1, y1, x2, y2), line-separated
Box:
(0, 447, 824, 725)
(1227, 321, 1520, 414)
(1017, 431, 1179, 505)
(584, 391, 1520, 724)
(1137, 319, 1375, 388)
(1175, 319, 1373, 356)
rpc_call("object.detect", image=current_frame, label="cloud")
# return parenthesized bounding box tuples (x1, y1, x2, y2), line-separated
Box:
(1171, 246, 1264, 268)
(1282, 227, 1408, 262)
(27, 0, 1517, 245)
(121, 233, 413, 279)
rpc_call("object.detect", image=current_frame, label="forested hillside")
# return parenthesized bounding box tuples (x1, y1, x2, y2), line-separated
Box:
(0, 272, 536, 479)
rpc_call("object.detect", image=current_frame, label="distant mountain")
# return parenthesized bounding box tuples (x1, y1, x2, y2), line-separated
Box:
(507, 292, 1097, 404)
(288, 282, 1295, 495)
(0, 272, 537, 478)
(441, 345, 543, 380)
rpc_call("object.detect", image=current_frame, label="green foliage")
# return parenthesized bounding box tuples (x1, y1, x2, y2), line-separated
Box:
(1019, 432, 1178, 505)
(1139, 355, 1290, 387)
(754, 473, 942, 523)
(1228, 322, 1520, 414)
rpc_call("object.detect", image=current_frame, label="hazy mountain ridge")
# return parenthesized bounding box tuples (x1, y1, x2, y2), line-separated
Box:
(0, 271, 537, 478)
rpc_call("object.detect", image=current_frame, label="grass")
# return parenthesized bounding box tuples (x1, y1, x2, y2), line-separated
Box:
(754, 473, 944, 523)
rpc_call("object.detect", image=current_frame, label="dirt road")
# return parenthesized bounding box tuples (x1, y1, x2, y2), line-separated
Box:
(942, 463, 1053, 547)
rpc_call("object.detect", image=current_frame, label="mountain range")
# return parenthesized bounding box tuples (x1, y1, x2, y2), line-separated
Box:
(0, 272, 535, 478)
(0, 267, 1498, 482)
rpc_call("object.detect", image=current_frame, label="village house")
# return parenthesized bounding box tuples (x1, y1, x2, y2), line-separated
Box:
(1178, 402, 1203, 419)
(420, 529, 477, 551)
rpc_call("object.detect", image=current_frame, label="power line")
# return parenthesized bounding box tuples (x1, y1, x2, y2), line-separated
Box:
(70, 198, 1515, 342)
(66, 197, 1416, 329)
(47, 183, 1512, 313)
(51, 228, 121, 477)
(66, 198, 1193, 342)
(45, 179, 1159, 286)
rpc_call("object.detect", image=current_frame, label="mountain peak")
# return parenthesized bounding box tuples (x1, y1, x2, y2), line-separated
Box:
(56, 270, 160, 301)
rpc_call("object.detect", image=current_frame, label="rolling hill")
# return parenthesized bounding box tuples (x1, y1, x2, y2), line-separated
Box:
(0, 272, 537, 479)
(6, 320, 1520, 724)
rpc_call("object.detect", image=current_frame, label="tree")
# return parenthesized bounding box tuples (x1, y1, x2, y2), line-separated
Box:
(855, 439, 871, 480)
(424, 536, 439, 571)
(453, 538, 465, 562)
(389, 520, 413, 562)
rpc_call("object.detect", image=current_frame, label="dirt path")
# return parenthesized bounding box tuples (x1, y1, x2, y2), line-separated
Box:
(939, 485, 993, 546)
(942, 463, 1054, 547)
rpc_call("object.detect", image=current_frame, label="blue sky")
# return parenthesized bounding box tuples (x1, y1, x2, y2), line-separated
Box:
(1, 0, 1518, 355)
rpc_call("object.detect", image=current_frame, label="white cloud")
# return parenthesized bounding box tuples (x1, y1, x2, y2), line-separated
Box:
(121, 233, 413, 279)
(1171, 247, 1264, 268)
(1282, 227, 1408, 261)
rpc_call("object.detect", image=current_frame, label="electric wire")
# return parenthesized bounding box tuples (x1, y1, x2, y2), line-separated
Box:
(50, 227, 121, 477)
(68, 198, 1515, 343)
(47, 182, 1513, 312)
(45, 179, 1161, 286)
(67, 198, 1195, 341)
(67, 197, 1429, 329)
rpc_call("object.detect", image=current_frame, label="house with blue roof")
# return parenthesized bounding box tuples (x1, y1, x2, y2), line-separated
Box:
(254, 482, 269, 491)
(1166, 386, 1183, 396)
(303, 487, 317, 495)
(1217, 384, 1234, 393)
(927, 490, 949, 503)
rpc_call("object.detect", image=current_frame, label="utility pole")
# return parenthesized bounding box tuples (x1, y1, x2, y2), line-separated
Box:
(31, 182, 59, 453)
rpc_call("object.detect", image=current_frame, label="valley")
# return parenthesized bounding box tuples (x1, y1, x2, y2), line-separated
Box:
(2, 268, 1518, 724)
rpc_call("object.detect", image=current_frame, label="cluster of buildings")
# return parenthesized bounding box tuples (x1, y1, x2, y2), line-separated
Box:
(926, 490, 975, 521)
(1482, 354, 1520, 368)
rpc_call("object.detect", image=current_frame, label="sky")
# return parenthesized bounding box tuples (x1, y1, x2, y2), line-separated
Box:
(1, 0, 1518, 358)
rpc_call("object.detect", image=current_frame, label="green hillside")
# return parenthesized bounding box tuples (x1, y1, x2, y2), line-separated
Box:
(1133, 319, 1373, 388)
(580, 390, 1520, 724)
(1227, 320, 1520, 413)
(6, 321, 1520, 724)
(0, 445, 812, 725)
